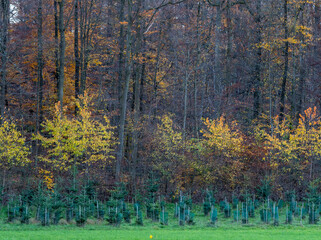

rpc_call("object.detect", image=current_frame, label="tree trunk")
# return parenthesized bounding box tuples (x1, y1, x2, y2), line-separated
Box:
(131, 0, 144, 192)
(117, 0, 126, 105)
(0, 0, 9, 121)
(296, 13, 306, 123)
(153, 28, 162, 118)
(74, 0, 80, 102)
(213, 4, 222, 117)
(279, 0, 289, 123)
(253, 0, 262, 119)
(225, 0, 232, 88)
(183, 50, 190, 140)
(36, 0, 44, 130)
(54, 0, 59, 98)
(194, 2, 201, 138)
(58, 0, 66, 111)
(116, 0, 133, 182)
(35, 0, 44, 161)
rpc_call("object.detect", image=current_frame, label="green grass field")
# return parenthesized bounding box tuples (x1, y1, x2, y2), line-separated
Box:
(0, 225, 321, 240)
(1, 203, 321, 239)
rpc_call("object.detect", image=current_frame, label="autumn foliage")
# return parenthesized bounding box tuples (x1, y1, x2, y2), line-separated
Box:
(0, 0, 321, 201)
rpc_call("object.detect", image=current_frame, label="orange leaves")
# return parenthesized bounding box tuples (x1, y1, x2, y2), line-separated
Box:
(299, 106, 318, 126)
(38, 168, 55, 191)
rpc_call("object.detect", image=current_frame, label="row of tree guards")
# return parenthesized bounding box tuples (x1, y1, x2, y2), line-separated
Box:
(203, 190, 320, 226)
(2, 180, 321, 227)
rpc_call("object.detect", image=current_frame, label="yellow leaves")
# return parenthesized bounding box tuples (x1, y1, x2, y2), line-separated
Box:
(151, 114, 184, 180)
(257, 107, 321, 177)
(0, 119, 30, 169)
(283, 37, 300, 44)
(202, 116, 243, 157)
(119, 21, 128, 25)
(36, 91, 116, 172)
(296, 25, 313, 39)
(255, 42, 273, 51)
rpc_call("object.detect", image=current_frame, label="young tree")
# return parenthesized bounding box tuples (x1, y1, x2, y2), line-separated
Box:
(0, 120, 30, 189)
(36, 93, 116, 180)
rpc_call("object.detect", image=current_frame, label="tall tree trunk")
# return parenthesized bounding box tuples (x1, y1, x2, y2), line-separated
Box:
(225, 0, 232, 87)
(314, 1, 321, 110)
(117, 0, 126, 104)
(213, 4, 222, 117)
(36, 0, 44, 160)
(74, 0, 80, 102)
(183, 50, 190, 140)
(280, 0, 289, 123)
(0, 0, 9, 121)
(153, 28, 162, 118)
(79, 0, 93, 95)
(253, 0, 262, 119)
(194, 2, 201, 138)
(77, 0, 95, 96)
(131, 54, 142, 194)
(36, 0, 44, 128)
(54, 0, 59, 98)
(131, 0, 143, 192)
(58, 0, 66, 111)
(116, 0, 133, 182)
(296, 12, 306, 122)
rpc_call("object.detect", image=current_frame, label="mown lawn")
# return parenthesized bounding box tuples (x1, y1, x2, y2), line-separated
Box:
(0, 225, 321, 240)
(0, 203, 321, 239)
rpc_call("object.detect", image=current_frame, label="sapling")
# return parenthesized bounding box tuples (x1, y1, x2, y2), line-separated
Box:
(160, 199, 168, 225)
(273, 207, 279, 226)
(51, 190, 64, 225)
(106, 199, 122, 226)
(246, 198, 255, 218)
(219, 200, 226, 212)
(309, 203, 319, 224)
(95, 200, 105, 220)
(210, 207, 218, 225)
(178, 199, 185, 226)
(134, 203, 143, 226)
(224, 202, 231, 218)
(122, 203, 131, 223)
(145, 175, 159, 221)
(285, 206, 293, 224)
(20, 205, 30, 224)
(232, 197, 239, 209)
(260, 201, 271, 224)
(233, 206, 239, 223)
(7, 197, 18, 223)
(278, 199, 284, 209)
(242, 203, 248, 224)
(203, 201, 211, 216)
(75, 188, 90, 227)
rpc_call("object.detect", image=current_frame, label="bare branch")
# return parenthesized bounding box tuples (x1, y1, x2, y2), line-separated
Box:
(144, 0, 187, 34)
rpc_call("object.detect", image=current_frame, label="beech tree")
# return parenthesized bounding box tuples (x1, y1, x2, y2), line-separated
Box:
(36, 93, 116, 179)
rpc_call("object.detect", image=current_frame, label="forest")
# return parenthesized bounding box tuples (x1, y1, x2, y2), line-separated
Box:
(0, 0, 321, 210)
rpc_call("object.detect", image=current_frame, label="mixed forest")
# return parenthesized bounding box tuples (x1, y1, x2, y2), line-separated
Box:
(0, 0, 321, 214)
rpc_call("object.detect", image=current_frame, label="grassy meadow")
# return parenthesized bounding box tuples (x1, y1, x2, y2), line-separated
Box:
(0, 225, 321, 240)
(1, 203, 321, 240)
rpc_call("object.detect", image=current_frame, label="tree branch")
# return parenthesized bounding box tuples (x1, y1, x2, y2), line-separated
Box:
(144, 0, 187, 34)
